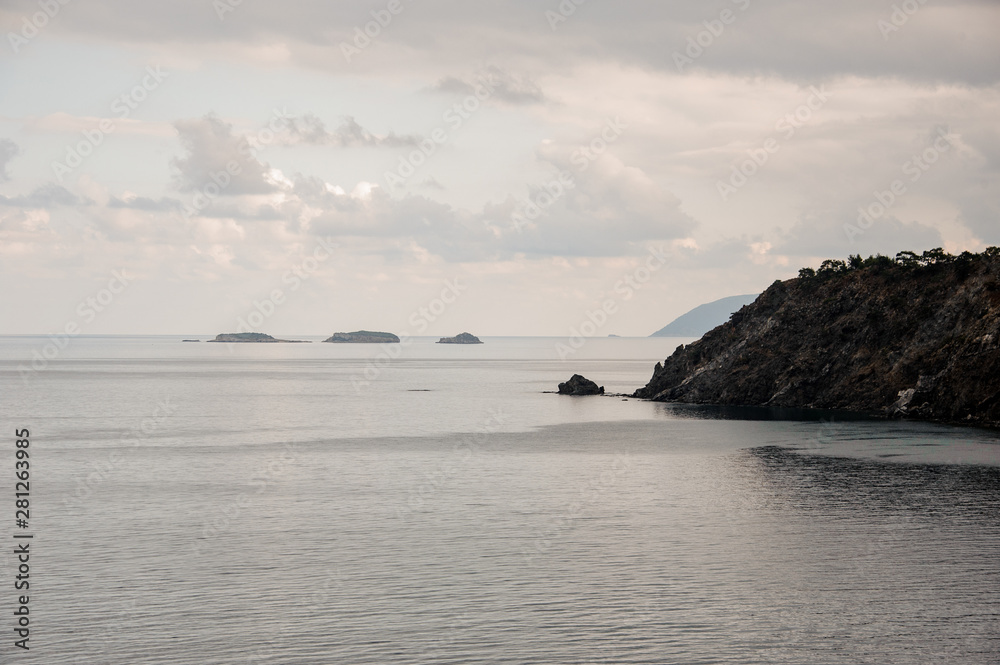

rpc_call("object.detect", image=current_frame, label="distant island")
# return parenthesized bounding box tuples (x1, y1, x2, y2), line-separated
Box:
(324, 331, 400, 343)
(634, 249, 1000, 428)
(208, 333, 310, 343)
(437, 332, 483, 344)
(650, 293, 759, 338)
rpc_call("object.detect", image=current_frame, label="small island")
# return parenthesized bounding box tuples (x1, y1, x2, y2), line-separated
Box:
(558, 374, 605, 396)
(323, 331, 400, 344)
(437, 332, 483, 344)
(208, 332, 310, 343)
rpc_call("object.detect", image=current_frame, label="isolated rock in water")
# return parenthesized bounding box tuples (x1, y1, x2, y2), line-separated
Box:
(437, 332, 483, 344)
(209, 333, 309, 343)
(324, 331, 400, 343)
(558, 374, 605, 396)
(634, 248, 1000, 428)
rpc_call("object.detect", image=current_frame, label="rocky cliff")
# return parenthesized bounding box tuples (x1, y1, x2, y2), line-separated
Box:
(634, 249, 1000, 427)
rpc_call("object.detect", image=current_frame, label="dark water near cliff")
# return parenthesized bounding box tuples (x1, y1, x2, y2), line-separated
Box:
(1, 336, 998, 663)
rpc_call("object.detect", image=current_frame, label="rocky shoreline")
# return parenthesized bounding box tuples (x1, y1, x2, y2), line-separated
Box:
(632, 249, 1000, 428)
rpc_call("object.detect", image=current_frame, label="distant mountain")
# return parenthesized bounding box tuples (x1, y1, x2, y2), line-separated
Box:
(650, 294, 759, 338)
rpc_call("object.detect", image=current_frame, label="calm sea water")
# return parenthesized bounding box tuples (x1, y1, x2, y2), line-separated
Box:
(1, 335, 998, 664)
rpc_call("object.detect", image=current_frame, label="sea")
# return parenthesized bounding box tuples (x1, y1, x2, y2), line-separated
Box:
(1, 334, 998, 664)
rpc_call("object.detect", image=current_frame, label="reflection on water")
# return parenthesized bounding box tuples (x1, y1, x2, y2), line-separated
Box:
(655, 401, 880, 422)
(747, 444, 1000, 509)
(726, 446, 1000, 663)
(20, 424, 999, 665)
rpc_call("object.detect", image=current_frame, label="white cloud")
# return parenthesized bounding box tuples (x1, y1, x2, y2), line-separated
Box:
(171, 115, 276, 195)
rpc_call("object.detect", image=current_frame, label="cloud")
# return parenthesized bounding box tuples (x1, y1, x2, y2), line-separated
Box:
(0, 208, 50, 234)
(107, 195, 184, 212)
(776, 210, 944, 259)
(958, 198, 1000, 246)
(485, 140, 696, 257)
(0, 183, 88, 208)
(431, 66, 546, 105)
(293, 179, 491, 256)
(417, 177, 445, 191)
(171, 115, 276, 195)
(0, 139, 19, 183)
(6, 1, 997, 85)
(168, 141, 695, 262)
(241, 142, 695, 260)
(19, 113, 174, 137)
(283, 114, 420, 147)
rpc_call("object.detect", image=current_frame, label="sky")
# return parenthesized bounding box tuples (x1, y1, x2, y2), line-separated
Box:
(0, 0, 998, 336)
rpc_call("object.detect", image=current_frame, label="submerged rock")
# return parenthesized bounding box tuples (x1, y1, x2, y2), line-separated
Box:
(437, 332, 483, 344)
(558, 374, 605, 396)
(324, 331, 400, 343)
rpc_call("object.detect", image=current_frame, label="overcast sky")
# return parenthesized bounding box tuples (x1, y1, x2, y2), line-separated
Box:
(1, 0, 998, 336)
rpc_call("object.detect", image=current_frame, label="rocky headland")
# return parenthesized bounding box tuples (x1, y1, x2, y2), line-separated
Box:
(324, 331, 400, 343)
(438, 332, 483, 344)
(209, 333, 310, 343)
(634, 249, 1000, 427)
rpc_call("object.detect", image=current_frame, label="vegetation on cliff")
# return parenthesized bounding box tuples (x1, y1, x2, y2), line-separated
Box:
(635, 248, 1000, 427)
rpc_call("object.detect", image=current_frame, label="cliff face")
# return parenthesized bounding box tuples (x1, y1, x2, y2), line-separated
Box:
(635, 249, 1000, 427)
